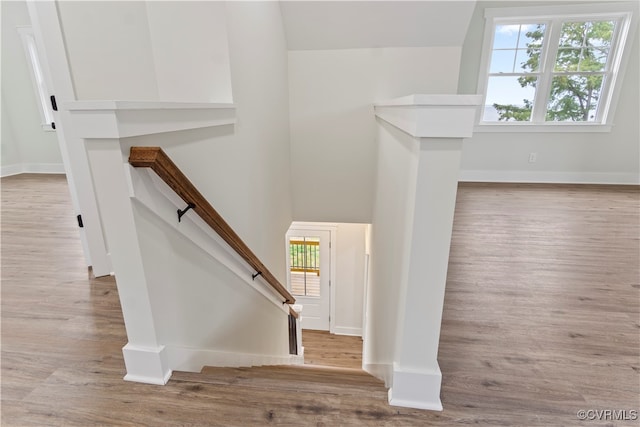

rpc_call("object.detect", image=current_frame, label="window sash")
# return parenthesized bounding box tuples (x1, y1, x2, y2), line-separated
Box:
(478, 5, 633, 127)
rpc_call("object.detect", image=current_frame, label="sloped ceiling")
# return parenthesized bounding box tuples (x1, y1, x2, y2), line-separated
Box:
(279, 1, 477, 50)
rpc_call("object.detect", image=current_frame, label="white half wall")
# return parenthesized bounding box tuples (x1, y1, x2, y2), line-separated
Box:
(364, 120, 420, 386)
(1, 0, 63, 176)
(133, 201, 290, 365)
(457, 0, 640, 184)
(288, 46, 463, 223)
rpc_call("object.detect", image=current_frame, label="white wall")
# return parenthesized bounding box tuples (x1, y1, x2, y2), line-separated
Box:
(57, 1, 159, 100)
(457, 0, 640, 184)
(334, 223, 367, 336)
(111, 1, 293, 284)
(1, 0, 62, 176)
(288, 47, 463, 223)
(364, 120, 420, 384)
(57, 1, 234, 103)
(145, 1, 233, 102)
(57, 1, 290, 276)
(56, 0, 294, 366)
(1, 96, 21, 170)
(133, 202, 289, 357)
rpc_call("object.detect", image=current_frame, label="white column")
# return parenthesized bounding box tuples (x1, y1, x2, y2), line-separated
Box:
(375, 94, 482, 411)
(391, 138, 463, 410)
(84, 139, 169, 385)
(65, 101, 236, 385)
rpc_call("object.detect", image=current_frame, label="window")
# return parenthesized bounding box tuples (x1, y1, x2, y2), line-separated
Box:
(17, 26, 55, 131)
(289, 237, 320, 297)
(477, 3, 636, 131)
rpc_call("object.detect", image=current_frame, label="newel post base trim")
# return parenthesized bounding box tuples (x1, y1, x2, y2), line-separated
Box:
(122, 343, 172, 385)
(388, 364, 443, 411)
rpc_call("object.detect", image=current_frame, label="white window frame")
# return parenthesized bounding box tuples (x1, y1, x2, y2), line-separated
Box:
(475, 2, 637, 133)
(17, 26, 55, 132)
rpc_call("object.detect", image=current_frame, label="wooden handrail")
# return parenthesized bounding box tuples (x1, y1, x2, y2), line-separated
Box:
(129, 147, 295, 305)
(289, 306, 299, 318)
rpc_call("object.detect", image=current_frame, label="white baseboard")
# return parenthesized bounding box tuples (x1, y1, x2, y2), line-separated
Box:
(0, 164, 23, 177)
(333, 326, 362, 337)
(1, 163, 66, 177)
(460, 170, 640, 185)
(388, 363, 443, 411)
(122, 343, 171, 385)
(363, 362, 393, 387)
(166, 345, 296, 373)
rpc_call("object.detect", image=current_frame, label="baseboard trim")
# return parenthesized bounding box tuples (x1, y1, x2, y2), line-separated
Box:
(0, 164, 23, 177)
(333, 326, 362, 337)
(1, 163, 66, 177)
(122, 343, 171, 385)
(123, 371, 173, 386)
(388, 363, 443, 411)
(460, 170, 640, 185)
(166, 345, 296, 373)
(363, 362, 393, 387)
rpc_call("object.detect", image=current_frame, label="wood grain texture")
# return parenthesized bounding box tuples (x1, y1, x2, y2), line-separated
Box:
(128, 146, 295, 304)
(2, 175, 638, 426)
(302, 330, 363, 370)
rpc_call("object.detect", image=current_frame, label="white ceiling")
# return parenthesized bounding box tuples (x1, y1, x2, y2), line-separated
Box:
(279, 1, 478, 51)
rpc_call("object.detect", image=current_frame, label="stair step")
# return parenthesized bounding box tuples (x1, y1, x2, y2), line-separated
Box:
(171, 364, 387, 398)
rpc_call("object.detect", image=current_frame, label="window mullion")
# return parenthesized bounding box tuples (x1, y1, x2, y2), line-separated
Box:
(532, 20, 561, 122)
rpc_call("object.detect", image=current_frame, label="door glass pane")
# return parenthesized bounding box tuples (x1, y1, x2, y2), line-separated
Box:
(289, 236, 320, 297)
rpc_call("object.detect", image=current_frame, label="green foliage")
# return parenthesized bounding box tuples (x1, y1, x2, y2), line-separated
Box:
(494, 21, 614, 122)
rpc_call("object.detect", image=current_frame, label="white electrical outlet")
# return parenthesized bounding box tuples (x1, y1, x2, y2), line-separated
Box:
(528, 152, 537, 163)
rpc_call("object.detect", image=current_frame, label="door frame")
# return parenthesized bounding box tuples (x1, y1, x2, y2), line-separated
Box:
(286, 222, 337, 334)
(27, 1, 111, 276)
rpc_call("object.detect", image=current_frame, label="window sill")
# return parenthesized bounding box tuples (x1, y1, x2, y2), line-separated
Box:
(474, 123, 613, 133)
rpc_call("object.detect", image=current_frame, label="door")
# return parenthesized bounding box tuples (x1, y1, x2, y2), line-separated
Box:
(286, 230, 331, 331)
(27, 1, 112, 276)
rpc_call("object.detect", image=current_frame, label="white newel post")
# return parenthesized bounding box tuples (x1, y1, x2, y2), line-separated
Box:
(63, 101, 236, 385)
(292, 304, 304, 361)
(375, 95, 482, 411)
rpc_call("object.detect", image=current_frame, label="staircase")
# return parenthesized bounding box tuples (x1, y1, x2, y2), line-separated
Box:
(170, 365, 389, 419)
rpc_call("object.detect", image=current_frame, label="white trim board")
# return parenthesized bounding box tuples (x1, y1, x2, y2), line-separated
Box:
(333, 326, 362, 337)
(460, 170, 640, 185)
(166, 345, 298, 374)
(1, 163, 66, 177)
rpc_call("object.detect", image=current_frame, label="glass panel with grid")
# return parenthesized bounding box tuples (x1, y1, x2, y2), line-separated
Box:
(547, 20, 615, 122)
(289, 237, 320, 297)
(484, 23, 546, 122)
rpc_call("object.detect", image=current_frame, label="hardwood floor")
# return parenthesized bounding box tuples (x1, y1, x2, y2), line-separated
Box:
(2, 175, 638, 426)
(302, 330, 363, 370)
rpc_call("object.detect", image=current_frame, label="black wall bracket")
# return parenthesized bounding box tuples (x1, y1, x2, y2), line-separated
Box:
(177, 203, 195, 222)
(252, 271, 263, 281)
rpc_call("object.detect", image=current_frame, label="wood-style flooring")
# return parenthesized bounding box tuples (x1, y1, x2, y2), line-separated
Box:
(2, 174, 639, 426)
(301, 330, 363, 370)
